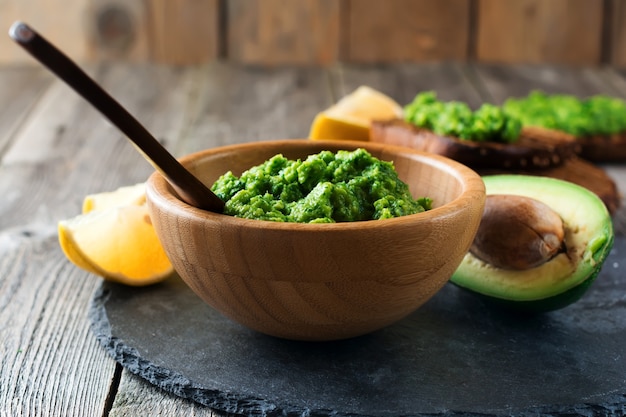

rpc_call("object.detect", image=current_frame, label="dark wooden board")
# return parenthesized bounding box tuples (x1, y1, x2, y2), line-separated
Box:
(91, 238, 626, 417)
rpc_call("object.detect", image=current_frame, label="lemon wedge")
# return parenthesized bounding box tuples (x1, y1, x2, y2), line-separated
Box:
(309, 86, 403, 141)
(58, 184, 173, 286)
(82, 183, 146, 213)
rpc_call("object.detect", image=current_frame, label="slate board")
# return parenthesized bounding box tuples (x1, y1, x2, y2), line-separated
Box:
(90, 238, 626, 417)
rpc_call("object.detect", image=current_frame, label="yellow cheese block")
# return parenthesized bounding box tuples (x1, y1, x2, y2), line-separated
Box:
(309, 86, 403, 141)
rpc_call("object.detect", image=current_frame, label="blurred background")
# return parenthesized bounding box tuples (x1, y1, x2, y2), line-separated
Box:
(1, 0, 623, 67)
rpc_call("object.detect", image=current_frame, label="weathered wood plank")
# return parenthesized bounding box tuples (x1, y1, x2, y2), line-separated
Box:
(0, 234, 115, 417)
(0, 0, 618, 67)
(0, 0, 210, 65)
(0, 64, 199, 416)
(226, 0, 340, 65)
(172, 62, 334, 155)
(0, 67, 52, 156)
(344, 0, 471, 63)
(0, 65, 237, 416)
(472, 64, 619, 103)
(331, 62, 483, 108)
(602, 67, 626, 98)
(602, 67, 626, 93)
(609, 0, 626, 68)
(146, 0, 219, 64)
(0, 65, 197, 230)
(476, 0, 604, 66)
(0, 0, 91, 65)
(84, 0, 151, 62)
(109, 371, 218, 416)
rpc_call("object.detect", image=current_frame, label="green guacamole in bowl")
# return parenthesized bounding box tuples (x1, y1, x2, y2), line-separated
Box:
(211, 148, 432, 223)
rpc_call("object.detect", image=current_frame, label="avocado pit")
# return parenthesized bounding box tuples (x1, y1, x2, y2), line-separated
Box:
(470, 194, 565, 270)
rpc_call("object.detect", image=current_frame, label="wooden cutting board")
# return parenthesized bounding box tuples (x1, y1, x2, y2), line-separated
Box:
(90, 238, 626, 416)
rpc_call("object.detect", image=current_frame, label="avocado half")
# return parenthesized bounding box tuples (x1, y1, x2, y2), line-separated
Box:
(451, 175, 614, 312)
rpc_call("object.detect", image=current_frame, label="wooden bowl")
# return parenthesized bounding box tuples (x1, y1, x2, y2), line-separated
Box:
(146, 140, 486, 341)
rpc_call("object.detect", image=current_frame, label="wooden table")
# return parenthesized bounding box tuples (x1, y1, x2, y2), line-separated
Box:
(1, 62, 626, 416)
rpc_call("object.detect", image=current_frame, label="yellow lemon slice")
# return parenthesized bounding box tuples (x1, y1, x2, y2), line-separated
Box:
(82, 183, 146, 213)
(59, 205, 173, 286)
(59, 184, 173, 286)
(309, 86, 403, 141)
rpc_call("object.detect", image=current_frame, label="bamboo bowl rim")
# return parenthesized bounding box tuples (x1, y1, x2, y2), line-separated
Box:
(147, 139, 485, 230)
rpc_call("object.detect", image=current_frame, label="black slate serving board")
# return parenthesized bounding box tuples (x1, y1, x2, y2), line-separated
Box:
(90, 238, 626, 417)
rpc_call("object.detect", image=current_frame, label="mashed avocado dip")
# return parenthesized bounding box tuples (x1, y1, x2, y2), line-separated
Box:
(211, 148, 432, 223)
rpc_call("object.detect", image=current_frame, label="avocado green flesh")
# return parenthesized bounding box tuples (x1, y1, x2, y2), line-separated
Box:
(468, 259, 606, 313)
(451, 175, 614, 310)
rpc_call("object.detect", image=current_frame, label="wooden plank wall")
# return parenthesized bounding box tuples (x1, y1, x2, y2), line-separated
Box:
(1, 0, 624, 67)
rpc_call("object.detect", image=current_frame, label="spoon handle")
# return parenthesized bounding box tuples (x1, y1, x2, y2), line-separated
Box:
(9, 21, 224, 213)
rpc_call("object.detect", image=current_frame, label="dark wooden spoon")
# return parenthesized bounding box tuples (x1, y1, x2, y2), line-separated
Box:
(9, 21, 224, 213)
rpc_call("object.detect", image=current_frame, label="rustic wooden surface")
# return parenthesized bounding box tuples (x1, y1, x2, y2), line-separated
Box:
(475, 0, 605, 65)
(344, 0, 470, 63)
(227, 0, 340, 66)
(1, 0, 626, 67)
(610, 0, 626, 67)
(1, 62, 626, 416)
(146, 0, 219, 65)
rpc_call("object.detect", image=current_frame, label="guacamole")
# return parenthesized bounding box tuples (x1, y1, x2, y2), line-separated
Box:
(211, 148, 432, 223)
(503, 91, 626, 137)
(404, 91, 522, 143)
